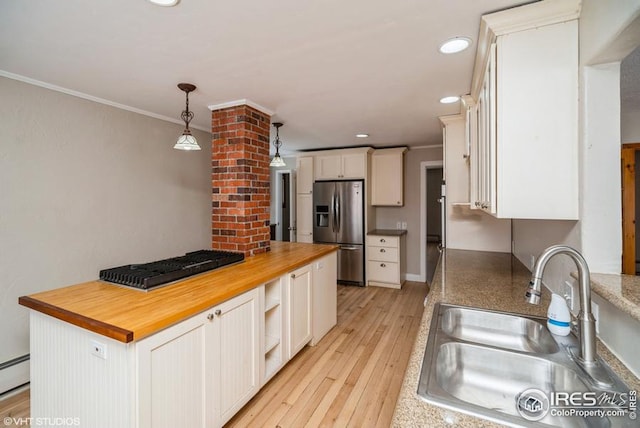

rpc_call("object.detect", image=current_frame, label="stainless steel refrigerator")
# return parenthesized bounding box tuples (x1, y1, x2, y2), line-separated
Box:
(313, 180, 365, 286)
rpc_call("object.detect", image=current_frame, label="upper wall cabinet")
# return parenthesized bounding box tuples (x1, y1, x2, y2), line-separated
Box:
(313, 148, 371, 180)
(371, 147, 408, 206)
(468, 0, 580, 220)
(296, 157, 314, 195)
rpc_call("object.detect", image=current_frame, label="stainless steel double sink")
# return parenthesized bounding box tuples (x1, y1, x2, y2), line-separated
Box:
(418, 304, 633, 427)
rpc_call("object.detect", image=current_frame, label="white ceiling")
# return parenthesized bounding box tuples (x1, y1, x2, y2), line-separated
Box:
(0, 0, 532, 153)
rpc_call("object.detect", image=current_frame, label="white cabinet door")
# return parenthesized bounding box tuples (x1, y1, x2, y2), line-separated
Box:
(371, 148, 406, 206)
(311, 252, 337, 346)
(296, 157, 314, 195)
(314, 154, 342, 180)
(287, 264, 313, 359)
(314, 152, 367, 180)
(137, 313, 213, 428)
(296, 193, 313, 243)
(213, 288, 260, 426)
(341, 153, 367, 179)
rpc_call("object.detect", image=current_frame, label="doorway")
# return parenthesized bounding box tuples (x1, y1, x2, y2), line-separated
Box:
(621, 143, 640, 274)
(425, 167, 443, 283)
(419, 160, 444, 283)
(274, 170, 297, 242)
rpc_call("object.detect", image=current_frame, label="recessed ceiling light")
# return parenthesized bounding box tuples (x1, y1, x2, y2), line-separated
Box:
(439, 37, 472, 54)
(440, 96, 460, 104)
(147, 0, 180, 6)
(356, 133, 369, 138)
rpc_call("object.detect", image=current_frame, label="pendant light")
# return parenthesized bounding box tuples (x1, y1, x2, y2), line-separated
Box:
(174, 83, 201, 151)
(270, 122, 286, 167)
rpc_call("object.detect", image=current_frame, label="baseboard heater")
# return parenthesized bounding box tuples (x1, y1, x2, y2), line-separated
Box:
(0, 354, 30, 395)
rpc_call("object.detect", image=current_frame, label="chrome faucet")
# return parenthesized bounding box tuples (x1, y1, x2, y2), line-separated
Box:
(525, 245, 597, 364)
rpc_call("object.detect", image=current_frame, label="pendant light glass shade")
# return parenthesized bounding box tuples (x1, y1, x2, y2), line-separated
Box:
(270, 153, 286, 167)
(174, 83, 201, 151)
(174, 133, 201, 151)
(270, 122, 286, 167)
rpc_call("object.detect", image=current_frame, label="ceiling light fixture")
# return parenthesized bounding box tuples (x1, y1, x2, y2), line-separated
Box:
(439, 37, 472, 54)
(440, 96, 460, 104)
(356, 133, 369, 138)
(147, 0, 180, 6)
(174, 83, 201, 151)
(270, 122, 286, 167)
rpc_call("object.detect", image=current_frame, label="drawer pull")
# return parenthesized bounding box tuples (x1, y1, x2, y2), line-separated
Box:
(380, 249, 386, 253)
(214, 309, 222, 316)
(380, 263, 386, 268)
(207, 313, 214, 321)
(380, 238, 386, 243)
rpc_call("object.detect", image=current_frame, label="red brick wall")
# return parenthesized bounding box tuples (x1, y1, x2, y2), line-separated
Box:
(211, 105, 271, 256)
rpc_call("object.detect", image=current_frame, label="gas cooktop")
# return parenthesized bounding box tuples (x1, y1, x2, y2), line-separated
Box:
(99, 249, 244, 291)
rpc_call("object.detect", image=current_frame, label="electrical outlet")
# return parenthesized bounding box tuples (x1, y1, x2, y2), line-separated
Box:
(396, 222, 402, 230)
(563, 280, 575, 312)
(592, 301, 600, 334)
(401, 222, 407, 230)
(91, 340, 107, 360)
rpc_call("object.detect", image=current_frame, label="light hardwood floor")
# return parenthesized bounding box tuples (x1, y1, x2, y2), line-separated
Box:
(0, 282, 428, 428)
(226, 282, 428, 427)
(0, 388, 29, 427)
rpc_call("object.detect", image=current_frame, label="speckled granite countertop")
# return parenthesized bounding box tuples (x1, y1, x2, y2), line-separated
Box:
(392, 249, 640, 427)
(581, 272, 640, 323)
(368, 229, 408, 236)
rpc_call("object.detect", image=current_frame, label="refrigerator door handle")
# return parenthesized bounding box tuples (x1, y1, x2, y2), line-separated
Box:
(339, 246, 359, 250)
(335, 192, 341, 234)
(331, 193, 337, 233)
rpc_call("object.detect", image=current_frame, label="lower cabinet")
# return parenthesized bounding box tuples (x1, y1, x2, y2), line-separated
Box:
(286, 263, 313, 359)
(213, 289, 260, 426)
(366, 234, 406, 289)
(137, 287, 260, 428)
(137, 310, 212, 428)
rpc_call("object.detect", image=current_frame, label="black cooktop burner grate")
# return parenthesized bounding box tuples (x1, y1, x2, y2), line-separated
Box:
(99, 250, 245, 290)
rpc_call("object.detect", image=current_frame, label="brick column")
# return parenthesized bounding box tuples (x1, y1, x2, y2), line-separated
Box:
(211, 104, 271, 256)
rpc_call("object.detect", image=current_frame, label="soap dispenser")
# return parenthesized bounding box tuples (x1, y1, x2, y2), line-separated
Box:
(547, 293, 571, 336)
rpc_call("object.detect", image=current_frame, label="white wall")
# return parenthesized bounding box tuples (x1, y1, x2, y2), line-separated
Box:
(0, 76, 212, 393)
(442, 116, 511, 253)
(621, 109, 640, 143)
(375, 146, 443, 276)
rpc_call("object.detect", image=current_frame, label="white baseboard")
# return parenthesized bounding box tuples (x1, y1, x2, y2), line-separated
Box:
(0, 359, 29, 395)
(405, 273, 425, 282)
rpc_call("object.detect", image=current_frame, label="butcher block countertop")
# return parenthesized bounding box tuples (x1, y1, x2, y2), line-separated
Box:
(19, 241, 337, 343)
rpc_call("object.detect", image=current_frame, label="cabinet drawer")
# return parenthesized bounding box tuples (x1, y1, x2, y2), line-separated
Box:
(366, 235, 398, 248)
(367, 246, 398, 263)
(367, 260, 399, 284)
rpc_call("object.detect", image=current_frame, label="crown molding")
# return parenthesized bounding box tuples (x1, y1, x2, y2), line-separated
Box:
(207, 99, 275, 116)
(0, 70, 212, 133)
(439, 114, 464, 125)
